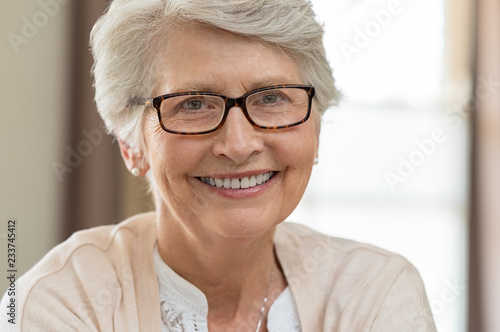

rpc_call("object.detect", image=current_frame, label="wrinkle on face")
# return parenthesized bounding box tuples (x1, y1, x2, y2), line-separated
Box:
(142, 23, 319, 241)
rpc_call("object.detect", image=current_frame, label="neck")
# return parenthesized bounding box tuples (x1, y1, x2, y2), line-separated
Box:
(156, 209, 285, 327)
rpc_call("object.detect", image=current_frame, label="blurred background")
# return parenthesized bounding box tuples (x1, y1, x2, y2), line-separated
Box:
(0, 0, 498, 331)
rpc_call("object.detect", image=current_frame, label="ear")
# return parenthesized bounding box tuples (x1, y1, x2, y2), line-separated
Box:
(118, 139, 150, 177)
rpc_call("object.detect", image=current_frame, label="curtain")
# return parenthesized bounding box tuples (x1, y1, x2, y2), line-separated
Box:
(470, 0, 500, 331)
(63, 0, 151, 239)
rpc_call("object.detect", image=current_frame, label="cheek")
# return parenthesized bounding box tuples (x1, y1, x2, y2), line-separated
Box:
(143, 116, 178, 177)
(276, 125, 317, 197)
(271, 132, 316, 223)
(144, 117, 210, 178)
(278, 124, 317, 168)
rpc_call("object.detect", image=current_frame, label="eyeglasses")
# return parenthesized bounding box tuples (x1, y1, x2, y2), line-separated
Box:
(133, 84, 315, 135)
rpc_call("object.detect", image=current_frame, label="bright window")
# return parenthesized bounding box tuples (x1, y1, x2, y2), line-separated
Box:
(289, 1, 469, 331)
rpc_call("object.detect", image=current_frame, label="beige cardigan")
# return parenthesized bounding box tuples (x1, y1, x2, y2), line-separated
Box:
(1, 212, 436, 331)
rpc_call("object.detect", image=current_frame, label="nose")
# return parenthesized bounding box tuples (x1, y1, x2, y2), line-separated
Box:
(212, 106, 264, 164)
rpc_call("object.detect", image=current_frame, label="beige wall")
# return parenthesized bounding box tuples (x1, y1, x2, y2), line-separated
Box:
(0, 0, 72, 294)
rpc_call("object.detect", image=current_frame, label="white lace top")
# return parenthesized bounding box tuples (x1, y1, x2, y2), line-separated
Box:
(153, 246, 302, 332)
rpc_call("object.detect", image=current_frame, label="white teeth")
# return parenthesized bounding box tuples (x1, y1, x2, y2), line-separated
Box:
(249, 175, 257, 187)
(199, 172, 275, 189)
(240, 177, 250, 189)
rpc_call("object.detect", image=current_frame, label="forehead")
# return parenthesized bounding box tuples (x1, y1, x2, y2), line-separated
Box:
(153, 24, 303, 95)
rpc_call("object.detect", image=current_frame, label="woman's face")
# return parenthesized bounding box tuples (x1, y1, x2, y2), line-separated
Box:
(140, 25, 319, 239)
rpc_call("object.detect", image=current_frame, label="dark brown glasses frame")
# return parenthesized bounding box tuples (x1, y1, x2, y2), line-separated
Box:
(133, 84, 315, 135)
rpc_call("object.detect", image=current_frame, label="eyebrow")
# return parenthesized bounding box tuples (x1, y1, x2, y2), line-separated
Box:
(169, 77, 303, 95)
(168, 81, 224, 94)
(247, 77, 304, 91)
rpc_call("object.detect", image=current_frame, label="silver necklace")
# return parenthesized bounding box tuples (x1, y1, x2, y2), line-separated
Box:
(255, 266, 275, 332)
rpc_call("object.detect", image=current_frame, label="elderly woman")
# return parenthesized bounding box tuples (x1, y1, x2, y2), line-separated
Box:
(1, 0, 436, 331)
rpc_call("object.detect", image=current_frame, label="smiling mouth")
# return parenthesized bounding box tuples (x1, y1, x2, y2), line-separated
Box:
(197, 171, 276, 189)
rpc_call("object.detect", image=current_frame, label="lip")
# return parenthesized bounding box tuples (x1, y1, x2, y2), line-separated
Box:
(200, 169, 276, 179)
(194, 170, 279, 199)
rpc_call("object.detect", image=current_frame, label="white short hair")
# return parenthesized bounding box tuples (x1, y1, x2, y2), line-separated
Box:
(90, 0, 340, 151)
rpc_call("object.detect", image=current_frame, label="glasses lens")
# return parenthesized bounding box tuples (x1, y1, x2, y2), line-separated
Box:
(246, 87, 310, 127)
(159, 94, 225, 133)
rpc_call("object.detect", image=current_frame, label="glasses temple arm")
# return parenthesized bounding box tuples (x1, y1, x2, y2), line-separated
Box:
(129, 97, 154, 107)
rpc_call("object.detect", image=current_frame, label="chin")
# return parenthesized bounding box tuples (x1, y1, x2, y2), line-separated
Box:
(206, 212, 283, 240)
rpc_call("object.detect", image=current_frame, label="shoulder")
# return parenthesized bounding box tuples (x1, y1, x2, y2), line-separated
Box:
(0, 212, 157, 331)
(23, 212, 157, 280)
(275, 222, 435, 331)
(275, 222, 410, 274)
(65, 211, 157, 249)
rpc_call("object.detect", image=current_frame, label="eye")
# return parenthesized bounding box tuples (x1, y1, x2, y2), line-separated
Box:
(181, 99, 206, 110)
(260, 93, 285, 104)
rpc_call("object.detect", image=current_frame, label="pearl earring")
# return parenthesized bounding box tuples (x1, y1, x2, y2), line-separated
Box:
(131, 167, 141, 177)
(314, 157, 319, 165)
